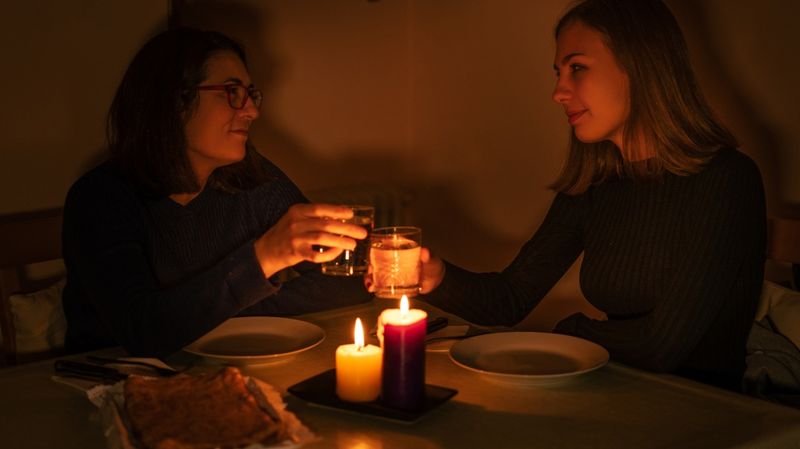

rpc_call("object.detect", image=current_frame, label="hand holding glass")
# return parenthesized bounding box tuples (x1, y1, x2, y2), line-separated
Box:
(321, 205, 375, 276)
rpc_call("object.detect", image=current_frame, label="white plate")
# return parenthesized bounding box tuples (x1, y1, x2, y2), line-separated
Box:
(449, 332, 609, 385)
(184, 317, 325, 365)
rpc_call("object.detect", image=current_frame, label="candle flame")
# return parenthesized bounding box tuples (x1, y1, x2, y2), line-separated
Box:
(400, 294, 409, 318)
(354, 317, 364, 349)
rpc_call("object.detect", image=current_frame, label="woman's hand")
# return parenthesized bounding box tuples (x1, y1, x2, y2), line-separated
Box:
(254, 203, 367, 279)
(419, 247, 445, 294)
(363, 247, 445, 294)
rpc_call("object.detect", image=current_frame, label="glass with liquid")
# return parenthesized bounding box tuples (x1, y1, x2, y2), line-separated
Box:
(321, 205, 375, 276)
(369, 226, 422, 298)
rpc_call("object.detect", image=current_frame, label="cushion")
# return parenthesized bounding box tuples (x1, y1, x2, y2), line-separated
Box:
(9, 278, 67, 354)
(744, 318, 800, 406)
(756, 281, 800, 350)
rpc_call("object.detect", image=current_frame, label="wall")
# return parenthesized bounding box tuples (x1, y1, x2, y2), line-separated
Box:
(0, 0, 167, 214)
(669, 0, 800, 217)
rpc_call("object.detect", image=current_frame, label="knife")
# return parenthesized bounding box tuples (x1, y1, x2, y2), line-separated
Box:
(54, 360, 129, 384)
(85, 355, 179, 377)
(426, 316, 449, 334)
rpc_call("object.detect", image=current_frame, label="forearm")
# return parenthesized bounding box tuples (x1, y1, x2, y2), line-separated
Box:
(239, 262, 372, 316)
(422, 262, 527, 326)
(82, 241, 278, 357)
(423, 194, 585, 326)
(555, 313, 683, 372)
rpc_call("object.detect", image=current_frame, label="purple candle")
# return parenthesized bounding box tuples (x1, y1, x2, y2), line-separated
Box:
(379, 295, 427, 410)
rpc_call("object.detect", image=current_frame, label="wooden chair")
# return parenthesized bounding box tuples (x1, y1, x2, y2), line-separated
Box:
(767, 217, 800, 289)
(0, 208, 64, 367)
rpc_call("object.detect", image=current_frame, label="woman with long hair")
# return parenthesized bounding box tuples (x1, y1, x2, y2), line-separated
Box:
(416, 0, 766, 390)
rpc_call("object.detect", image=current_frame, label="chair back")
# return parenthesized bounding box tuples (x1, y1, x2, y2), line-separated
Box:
(0, 208, 64, 367)
(767, 217, 800, 288)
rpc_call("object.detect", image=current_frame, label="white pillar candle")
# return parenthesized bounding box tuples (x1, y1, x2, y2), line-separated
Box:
(336, 318, 382, 402)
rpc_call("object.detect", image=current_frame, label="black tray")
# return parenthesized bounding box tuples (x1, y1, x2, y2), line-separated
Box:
(288, 369, 457, 424)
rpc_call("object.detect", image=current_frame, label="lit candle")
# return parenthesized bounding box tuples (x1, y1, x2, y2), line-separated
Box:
(335, 318, 382, 402)
(378, 295, 427, 410)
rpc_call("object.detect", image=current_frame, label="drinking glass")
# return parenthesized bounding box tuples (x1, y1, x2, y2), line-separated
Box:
(369, 226, 422, 298)
(321, 205, 375, 276)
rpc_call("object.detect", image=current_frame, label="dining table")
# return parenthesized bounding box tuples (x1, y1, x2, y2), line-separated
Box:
(1, 299, 800, 449)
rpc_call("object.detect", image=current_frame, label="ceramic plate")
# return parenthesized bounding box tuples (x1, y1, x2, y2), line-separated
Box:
(449, 332, 609, 385)
(184, 317, 325, 365)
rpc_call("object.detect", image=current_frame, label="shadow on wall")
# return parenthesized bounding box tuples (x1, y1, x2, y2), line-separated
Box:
(668, 0, 799, 218)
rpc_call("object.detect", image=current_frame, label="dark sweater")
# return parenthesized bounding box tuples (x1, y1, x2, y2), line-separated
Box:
(62, 155, 370, 357)
(424, 148, 766, 387)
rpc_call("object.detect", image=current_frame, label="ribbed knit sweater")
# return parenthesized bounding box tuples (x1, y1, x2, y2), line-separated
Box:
(424, 148, 766, 387)
(62, 155, 370, 357)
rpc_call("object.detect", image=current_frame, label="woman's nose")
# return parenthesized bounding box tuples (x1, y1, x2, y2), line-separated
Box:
(239, 97, 259, 119)
(552, 78, 571, 104)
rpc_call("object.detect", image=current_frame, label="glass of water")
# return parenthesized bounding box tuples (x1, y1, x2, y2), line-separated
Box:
(321, 205, 375, 276)
(369, 226, 422, 298)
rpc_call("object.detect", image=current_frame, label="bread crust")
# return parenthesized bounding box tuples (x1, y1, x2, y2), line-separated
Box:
(123, 367, 284, 449)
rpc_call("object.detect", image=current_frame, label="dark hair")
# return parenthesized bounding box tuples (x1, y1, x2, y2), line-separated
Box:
(107, 27, 270, 197)
(551, 0, 737, 195)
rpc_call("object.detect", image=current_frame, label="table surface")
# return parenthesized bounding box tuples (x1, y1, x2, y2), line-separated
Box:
(2, 300, 800, 449)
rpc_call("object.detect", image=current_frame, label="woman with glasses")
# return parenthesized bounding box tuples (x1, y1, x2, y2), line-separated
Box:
(414, 0, 766, 391)
(62, 28, 370, 357)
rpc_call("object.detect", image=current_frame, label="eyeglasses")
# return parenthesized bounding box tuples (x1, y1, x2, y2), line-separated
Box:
(195, 83, 263, 110)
